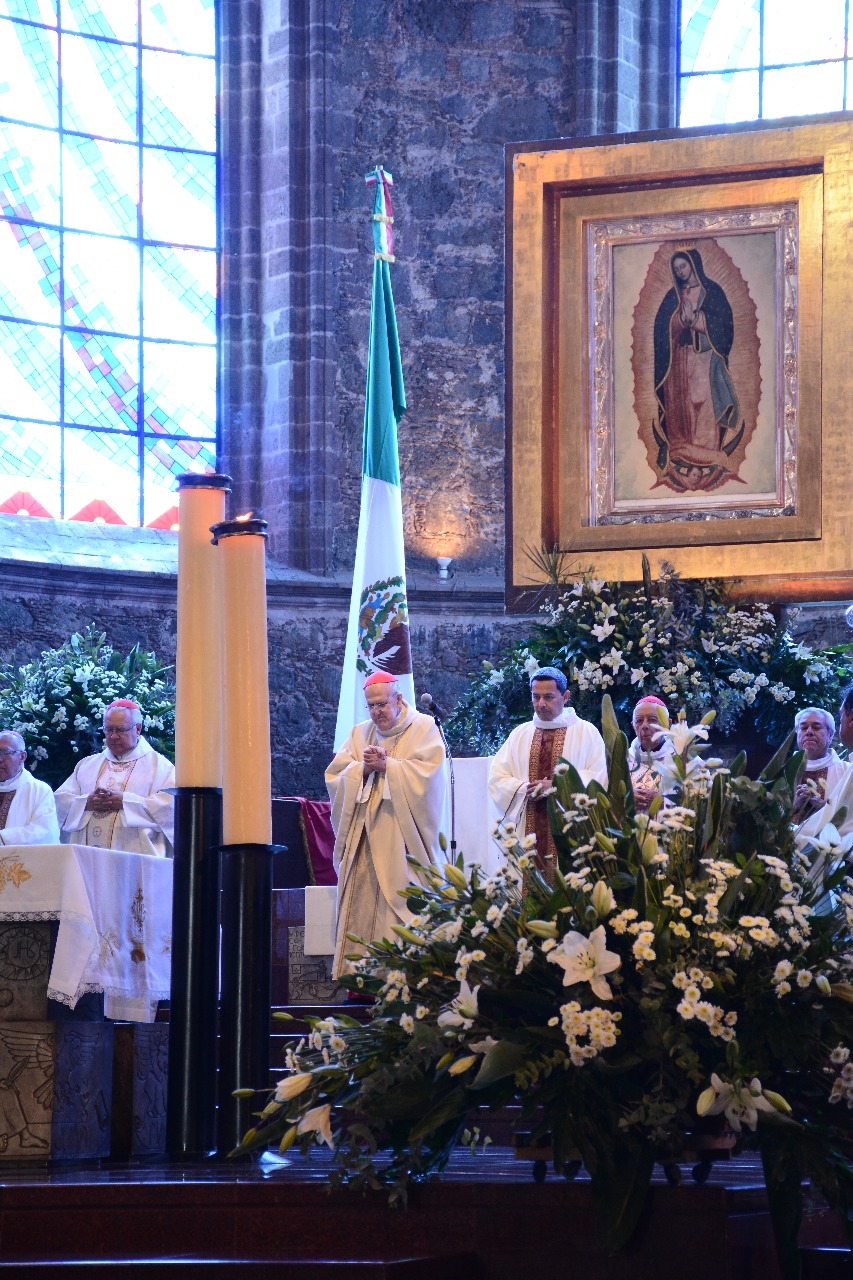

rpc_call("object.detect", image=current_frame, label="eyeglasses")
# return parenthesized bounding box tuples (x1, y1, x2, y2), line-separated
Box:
(0, 749, 23, 758)
(104, 726, 137, 734)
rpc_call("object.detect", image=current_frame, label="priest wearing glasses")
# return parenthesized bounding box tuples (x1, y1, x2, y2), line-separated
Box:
(326, 672, 447, 980)
(0, 730, 60, 846)
(488, 666, 607, 882)
(54, 699, 175, 857)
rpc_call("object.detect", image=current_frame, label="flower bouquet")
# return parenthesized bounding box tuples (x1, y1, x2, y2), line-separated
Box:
(233, 698, 853, 1277)
(445, 556, 852, 756)
(0, 626, 175, 787)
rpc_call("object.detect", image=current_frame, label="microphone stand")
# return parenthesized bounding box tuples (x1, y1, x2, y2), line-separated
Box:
(428, 712, 456, 858)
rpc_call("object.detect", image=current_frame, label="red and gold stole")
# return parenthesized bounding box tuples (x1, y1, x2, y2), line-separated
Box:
(524, 726, 566, 884)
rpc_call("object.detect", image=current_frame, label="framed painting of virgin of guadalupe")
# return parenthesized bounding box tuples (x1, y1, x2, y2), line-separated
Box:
(505, 117, 853, 606)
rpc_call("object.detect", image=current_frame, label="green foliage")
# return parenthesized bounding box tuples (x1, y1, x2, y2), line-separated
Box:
(234, 709, 853, 1266)
(445, 557, 852, 756)
(0, 625, 175, 787)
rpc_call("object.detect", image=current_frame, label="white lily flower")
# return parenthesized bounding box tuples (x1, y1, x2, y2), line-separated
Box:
(297, 1103, 334, 1148)
(274, 1072, 314, 1103)
(659, 720, 709, 754)
(437, 978, 480, 1028)
(546, 925, 621, 1001)
(695, 1073, 775, 1133)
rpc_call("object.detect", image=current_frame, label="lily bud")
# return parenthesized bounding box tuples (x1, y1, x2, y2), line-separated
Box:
(696, 1086, 716, 1116)
(527, 919, 558, 938)
(763, 1090, 792, 1114)
(815, 975, 832, 996)
(591, 880, 616, 917)
(436, 1051, 455, 1071)
(392, 926, 423, 946)
(748, 1078, 762, 1097)
(279, 1125, 299, 1154)
(639, 832, 659, 865)
(231, 1088, 256, 1098)
(443, 863, 468, 891)
(448, 1054, 479, 1076)
(700, 710, 717, 726)
(438, 832, 448, 852)
(830, 982, 853, 1002)
(594, 832, 617, 854)
(440, 885, 459, 900)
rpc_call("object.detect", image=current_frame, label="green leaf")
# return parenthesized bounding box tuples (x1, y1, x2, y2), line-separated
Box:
(407, 1086, 469, 1142)
(760, 1131, 804, 1280)
(760, 730, 796, 783)
(470, 1040, 529, 1090)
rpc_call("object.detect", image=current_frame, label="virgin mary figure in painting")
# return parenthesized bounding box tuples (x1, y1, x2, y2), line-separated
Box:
(652, 247, 745, 492)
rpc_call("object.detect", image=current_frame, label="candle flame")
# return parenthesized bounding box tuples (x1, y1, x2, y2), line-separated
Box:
(235, 512, 252, 521)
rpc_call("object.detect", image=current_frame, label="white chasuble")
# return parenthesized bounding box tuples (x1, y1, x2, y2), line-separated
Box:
(488, 708, 608, 835)
(0, 769, 60, 846)
(54, 737, 175, 858)
(326, 704, 446, 978)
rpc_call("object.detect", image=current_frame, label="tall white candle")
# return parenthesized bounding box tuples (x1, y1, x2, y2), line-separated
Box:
(175, 475, 230, 788)
(213, 514, 272, 845)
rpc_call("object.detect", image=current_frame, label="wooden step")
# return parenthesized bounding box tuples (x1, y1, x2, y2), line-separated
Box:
(0, 1255, 481, 1277)
(800, 1246, 853, 1279)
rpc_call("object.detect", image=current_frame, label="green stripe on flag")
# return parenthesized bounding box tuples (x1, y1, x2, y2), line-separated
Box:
(362, 257, 406, 486)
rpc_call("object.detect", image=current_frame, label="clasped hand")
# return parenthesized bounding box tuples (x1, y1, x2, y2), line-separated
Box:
(363, 745, 388, 778)
(85, 787, 123, 815)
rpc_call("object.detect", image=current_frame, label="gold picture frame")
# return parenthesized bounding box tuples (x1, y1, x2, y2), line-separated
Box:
(506, 117, 853, 605)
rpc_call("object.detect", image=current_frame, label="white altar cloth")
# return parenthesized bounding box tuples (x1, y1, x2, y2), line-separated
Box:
(0, 843, 172, 1020)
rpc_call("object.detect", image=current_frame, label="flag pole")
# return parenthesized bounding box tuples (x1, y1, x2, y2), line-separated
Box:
(334, 167, 415, 749)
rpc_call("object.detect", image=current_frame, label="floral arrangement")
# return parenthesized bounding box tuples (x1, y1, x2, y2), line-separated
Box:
(0, 626, 175, 788)
(233, 700, 853, 1277)
(445, 556, 851, 757)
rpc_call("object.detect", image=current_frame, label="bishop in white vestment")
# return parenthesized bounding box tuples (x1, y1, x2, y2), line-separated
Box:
(326, 672, 446, 979)
(488, 667, 607, 881)
(0, 731, 59, 846)
(627, 695, 676, 811)
(54, 700, 175, 857)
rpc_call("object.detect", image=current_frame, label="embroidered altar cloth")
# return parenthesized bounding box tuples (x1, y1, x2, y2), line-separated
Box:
(0, 844, 172, 1019)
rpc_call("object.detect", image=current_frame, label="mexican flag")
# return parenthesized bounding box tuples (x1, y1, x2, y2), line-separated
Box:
(334, 167, 416, 749)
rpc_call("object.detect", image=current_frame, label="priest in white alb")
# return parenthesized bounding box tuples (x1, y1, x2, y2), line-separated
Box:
(54, 699, 175, 857)
(488, 666, 607, 881)
(628, 695, 676, 811)
(0, 730, 60, 846)
(326, 671, 446, 980)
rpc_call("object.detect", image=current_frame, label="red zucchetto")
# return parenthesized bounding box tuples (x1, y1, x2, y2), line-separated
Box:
(363, 672, 397, 686)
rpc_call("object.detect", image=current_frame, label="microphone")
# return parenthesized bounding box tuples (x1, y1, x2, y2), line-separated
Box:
(420, 692, 447, 722)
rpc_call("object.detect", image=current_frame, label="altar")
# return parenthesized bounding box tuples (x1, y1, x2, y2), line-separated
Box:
(0, 844, 172, 1160)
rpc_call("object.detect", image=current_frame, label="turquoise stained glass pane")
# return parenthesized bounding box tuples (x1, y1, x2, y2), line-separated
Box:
(0, 120, 60, 223)
(60, 33, 138, 142)
(763, 0, 846, 66)
(62, 135, 138, 236)
(63, 231, 140, 333)
(0, 0, 56, 21)
(0, 18, 58, 127)
(0, 220, 60, 322)
(141, 0, 215, 56)
(142, 245, 215, 341)
(64, 427, 139, 523)
(62, 0, 137, 42)
(680, 69, 759, 126)
(142, 147, 215, 247)
(0, 419, 61, 518)
(762, 62, 845, 117)
(63, 330, 139, 430)
(143, 340, 215, 438)
(141, 48, 215, 150)
(680, 0, 759, 74)
(144, 434, 214, 526)
(0, 320, 60, 419)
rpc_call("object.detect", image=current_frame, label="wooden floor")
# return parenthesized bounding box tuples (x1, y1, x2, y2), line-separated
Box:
(0, 1147, 846, 1278)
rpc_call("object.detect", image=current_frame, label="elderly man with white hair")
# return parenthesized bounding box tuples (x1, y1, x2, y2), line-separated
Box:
(791, 706, 851, 825)
(54, 699, 175, 857)
(0, 730, 59, 846)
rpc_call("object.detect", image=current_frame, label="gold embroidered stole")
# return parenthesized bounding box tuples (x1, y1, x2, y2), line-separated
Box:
(87, 757, 139, 848)
(524, 726, 566, 883)
(0, 791, 16, 830)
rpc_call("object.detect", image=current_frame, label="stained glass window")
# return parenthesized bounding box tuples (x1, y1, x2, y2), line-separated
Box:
(680, 1, 851, 127)
(0, 0, 217, 529)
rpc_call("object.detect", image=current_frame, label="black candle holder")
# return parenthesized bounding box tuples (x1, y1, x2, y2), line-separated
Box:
(166, 786, 223, 1157)
(217, 840, 282, 1154)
